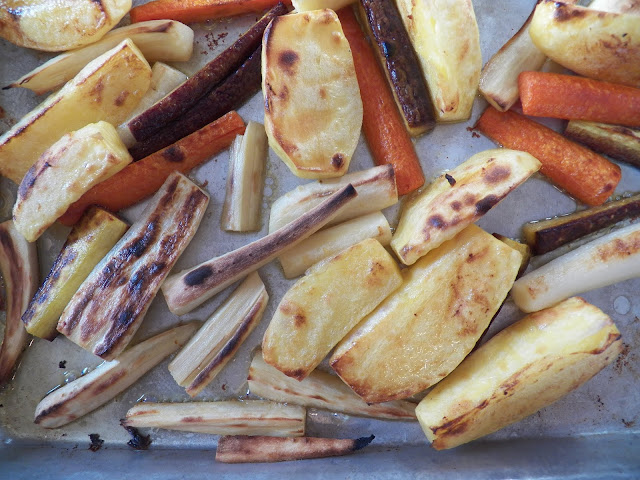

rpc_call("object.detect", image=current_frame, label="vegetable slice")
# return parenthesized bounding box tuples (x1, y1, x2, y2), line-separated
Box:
(564, 121, 640, 168)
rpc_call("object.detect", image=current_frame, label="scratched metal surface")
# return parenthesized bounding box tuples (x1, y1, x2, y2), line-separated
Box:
(0, 1, 639, 478)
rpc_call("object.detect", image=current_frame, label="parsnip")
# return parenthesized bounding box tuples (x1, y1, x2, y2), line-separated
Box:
(565, 121, 640, 168)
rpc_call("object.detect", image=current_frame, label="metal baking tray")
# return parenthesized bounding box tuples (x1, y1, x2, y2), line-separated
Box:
(0, 1, 638, 478)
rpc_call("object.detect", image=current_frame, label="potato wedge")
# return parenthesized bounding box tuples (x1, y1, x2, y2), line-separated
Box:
(262, 238, 402, 380)
(530, 1, 640, 88)
(0, 39, 151, 185)
(262, 9, 363, 179)
(492, 233, 531, 277)
(0, 0, 131, 51)
(396, 0, 482, 122)
(13, 122, 132, 242)
(416, 297, 622, 450)
(293, 0, 354, 12)
(331, 225, 521, 403)
(391, 149, 541, 266)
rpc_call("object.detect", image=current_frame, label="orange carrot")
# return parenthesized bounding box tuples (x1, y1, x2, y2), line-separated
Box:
(130, 0, 290, 24)
(58, 111, 245, 226)
(519, 71, 640, 127)
(337, 7, 424, 196)
(475, 107, 621, 206)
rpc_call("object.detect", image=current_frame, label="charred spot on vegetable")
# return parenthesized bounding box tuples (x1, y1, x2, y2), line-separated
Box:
(428, 215, 447, 229)
(445, 174, 456, 186)
(88, 433, 104, 452)
(475, 195, 499, 215)
(184, 265, 214, 286)
(552, 2, 587, 22)
(484, 164, 510, 184)
(278, 50, 299, 75)
(124, 426, 151, 450)
(114, 90, 130, 107)
(92, 369, 127, 395)
(332, 153, 345, 169)
(162, 145, 185, 163)
(89, 79, 104, 104)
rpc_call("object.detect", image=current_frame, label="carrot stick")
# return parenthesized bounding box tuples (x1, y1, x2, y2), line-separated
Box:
(337, 7, 424, 196)
(58, 111, 245, 226)
(475, 107, 621, 206)
(519, 71, 640, 127)
(130, 0, 290, 24)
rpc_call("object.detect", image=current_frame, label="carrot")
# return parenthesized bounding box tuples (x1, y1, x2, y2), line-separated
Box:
(475, 107, 621, 207)
(337, 7, 424, 196)
(130, 0, 290, 24)
(519, 71, 640, 127)
(58, 111, 245, 226)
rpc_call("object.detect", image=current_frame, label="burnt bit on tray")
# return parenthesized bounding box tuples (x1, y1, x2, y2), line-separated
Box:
(124, 426, 152, 450)
(58, 360, 67, 369)
(89, 433, 104, 452)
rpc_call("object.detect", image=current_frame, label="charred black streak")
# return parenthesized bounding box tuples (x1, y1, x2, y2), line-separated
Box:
(162, 145, 185, 163)
(475, 195, 499, 215)
(184, 265, 214, 286)
(428, 215, 447, 229)
(331, 153, 345, 169)
(124, 426, 152, 450)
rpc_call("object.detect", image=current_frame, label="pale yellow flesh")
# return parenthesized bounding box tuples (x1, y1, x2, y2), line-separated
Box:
(0, 0, 131, 52)
(122, 401, 306, 437)
(292, 0, 354, 12)
(262, 238, 402, 380)
(262, 9, 363, 179)
(396, 0, 482, 122)
(0, 39, 151, 184)
(22, 208, 128, 340)
(530, 1, 640, 88)
(9, 20, 193, 95)
(331, 225, 521, 403)
(416, 297, 623, 450)
(589, 0, 640, 14)
(279, 211, 392, 279)
(391, 149, 541, 265)
(13, 122, 132, 242)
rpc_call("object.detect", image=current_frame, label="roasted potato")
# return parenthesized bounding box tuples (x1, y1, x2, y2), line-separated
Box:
(530, 1, 640, 88)
(0, 0, 131, 52)
(262, 9, 363, 178)
(391, 149, 541, 266)
(396, 0, 482, 122)
(262, 238, 402, 380)
(13, 122, 132, 242)
(0, 39, 151, 184)
(331, 225, 521, 403)
(416, 297, 622, 450)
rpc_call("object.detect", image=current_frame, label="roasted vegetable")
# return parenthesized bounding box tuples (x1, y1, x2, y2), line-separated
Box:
(0, 39, 151, 185)
(396, 0, 481, 122)
(130, 0, 287, 23)
(279, 211, 392, 279)
(269, 164, 397, 233)
(523, 194, 640, 255)
(529, 1, 640, 88)
(7, 20, 192, 95)
(248, 352, 417, 420)
(168, 273, 268, 397)
(331, 225, 521, 403)
(565, 121, 640, 168)
(416, 297, 622, 450)
(492, 234, 531, 277)
(13, 122, 132, 242)
(0, 0, 131, 51)
(22, 208, 128, 340)
(263, 238, 402, 380)
(57, 172, 209, 360)
(391, 149, 541, 266)
(262, 9, 362, 179)
(512, 222, 640, 312)
(589, 0, 640, 14)
(34, 323, 198, 429)
(221, 122, 268, 232)
(162, 184, 357, 316)
(216, 434, 375, 463)
(121, 401, 306, 437)
(293, 0, 354, 11)
(0, 221, 38, 386)
(358, 0, 435, 135)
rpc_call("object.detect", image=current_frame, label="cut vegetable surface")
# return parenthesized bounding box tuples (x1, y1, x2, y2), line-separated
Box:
(22, 208, 128, 341)
(475, 107, 621, 207)
(0, 39, 151, 185)
(34, 323, 198, 429)
(57, 173, 209, 360)
(519, 72, 640, 128)
(58, 111, 244, 227)
(396, 0, 481, 122)
(337, 7, 424, 196)
(565, 121, 640, 168)
(589, 0, 640, 14)
(416, 297, 622, 449)
(262, 238, 402, 380)
(391, 149, 541, 266)
(332, 225, 521, 403)
(512, 222, 640, 312)
(263, 9, 363, 179)
(529, 1, 640, 88)
(13, 122, 132, 242)
(121, 401, 306, 437)
(248, 352, 417, 420)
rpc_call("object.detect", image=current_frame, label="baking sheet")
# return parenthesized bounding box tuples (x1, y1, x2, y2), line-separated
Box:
(0, 0, 638, 473)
